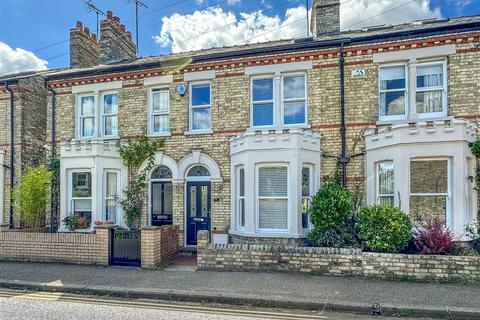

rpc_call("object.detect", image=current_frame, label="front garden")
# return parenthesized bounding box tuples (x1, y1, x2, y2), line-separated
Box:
(306, 172, 480, 257)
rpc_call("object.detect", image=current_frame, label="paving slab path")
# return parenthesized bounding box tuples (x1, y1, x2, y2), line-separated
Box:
(0, 262, 479, 318)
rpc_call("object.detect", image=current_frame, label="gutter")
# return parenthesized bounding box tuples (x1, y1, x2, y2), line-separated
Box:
(4, 81, 14, 229)
(339, 41, 348, 187)
(42, 20, 480, 82)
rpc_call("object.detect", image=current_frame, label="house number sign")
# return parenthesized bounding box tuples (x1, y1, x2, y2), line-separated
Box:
(351, 69, 366, 78)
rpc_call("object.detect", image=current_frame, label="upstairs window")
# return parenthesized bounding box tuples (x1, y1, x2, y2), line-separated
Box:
(150, 89, 169, 134)
(379, 65, 407, 121)
(190, 83, 211, 131)
(79, 96, 95, 138)
(416, 63, 446, 117)
(252, 78, 274, 127)
(283, 75, 306, 125)
(102, 93, 118, 137)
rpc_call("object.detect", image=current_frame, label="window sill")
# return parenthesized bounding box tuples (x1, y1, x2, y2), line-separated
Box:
(72, 136, 120, 142)
(376, 115, 453, 126)
(229, 230, 307, 239)
(247, 124, 311, 132)
(147, 132, 171, 138)
(184, 129, 213, 136)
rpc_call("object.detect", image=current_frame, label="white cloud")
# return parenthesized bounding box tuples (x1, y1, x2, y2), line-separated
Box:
(227, 0, 240, 5)
(341, 0, 441, 30)
(154, 0, 441, 53)
(0, 42, 48, 76)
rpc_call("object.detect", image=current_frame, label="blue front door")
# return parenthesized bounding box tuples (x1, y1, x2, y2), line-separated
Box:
(186, 181, 211, 246)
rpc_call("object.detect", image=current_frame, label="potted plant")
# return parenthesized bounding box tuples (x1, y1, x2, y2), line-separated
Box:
(63, 216, 77, 231)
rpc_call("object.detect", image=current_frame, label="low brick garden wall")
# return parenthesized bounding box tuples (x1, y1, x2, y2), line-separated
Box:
(197, 231, 480, 282)
(0, 224, 110, 265)
(141, 225, 180, 268)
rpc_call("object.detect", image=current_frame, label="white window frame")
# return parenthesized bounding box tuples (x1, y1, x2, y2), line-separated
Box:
(149, 87, 170, 135)
(301, 164, 313, 232)
(415, 60, 448, 119)
(68, 169, 93, 218)
(378, 63, 408, 122)
(250, 76, 275, 128)
(409, 157, 452, 227)
(77, 94, 96, 139)
(236, 166, 245, 231)
(100, 91, 119, 138)
(103, 169, 120, 223)
(281, 73, 307, 126)
(255, 163, 289, 233)
(189, 82, 212, 132)
(376, 161, 395, 205)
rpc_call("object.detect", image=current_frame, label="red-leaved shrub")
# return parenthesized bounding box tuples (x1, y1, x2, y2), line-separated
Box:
(413, 218, 458, 255)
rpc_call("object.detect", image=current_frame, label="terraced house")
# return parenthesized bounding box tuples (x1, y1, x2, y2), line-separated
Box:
(1, 0, 480, 247)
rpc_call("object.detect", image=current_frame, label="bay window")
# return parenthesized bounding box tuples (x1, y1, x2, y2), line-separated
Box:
(252, 78, 274, 127)
(102, 93, 118, 137)
(258, 166, 288, 231)
(283, 75, 306, 125)
(79, 96, 95, 138)
(377, 162, 394, 206)
(190, 83, 211, 131)
(70, 171, 92, 228)
(416, 62, 446, 117)
(379, 65, 407, 120)
(150, 88, 170, 134)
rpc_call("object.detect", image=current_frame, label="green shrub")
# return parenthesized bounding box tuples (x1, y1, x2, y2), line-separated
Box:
(309, 181, 352, 233)
(307, 224, 358, 248)
(358, 205, 412, 253)
(13, 164, 52, 230)
(307, 180, 355, 247)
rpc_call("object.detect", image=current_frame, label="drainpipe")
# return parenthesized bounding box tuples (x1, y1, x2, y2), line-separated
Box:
(46, 80, 57, 232)
(339, 41, 348, 188)
(5, 82, 14, 229)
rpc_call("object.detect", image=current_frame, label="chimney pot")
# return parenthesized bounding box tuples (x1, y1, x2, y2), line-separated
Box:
(91, 33, 97, 41)
(126, 31, 132, 40)
(120, 24, 126, 32)
(113, 16, 120, 23)
(107, 10, 113, 20)
(76, 21, 83, 29)
(84, 27, 90, 36)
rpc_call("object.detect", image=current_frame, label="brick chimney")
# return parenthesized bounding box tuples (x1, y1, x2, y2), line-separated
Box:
(311, 0, 340, 37)
(99, 11, 136, 64)
(69, 21, 100, 68)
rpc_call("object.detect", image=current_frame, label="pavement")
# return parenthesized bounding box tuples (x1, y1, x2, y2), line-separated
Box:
(0, 261, 479, 319)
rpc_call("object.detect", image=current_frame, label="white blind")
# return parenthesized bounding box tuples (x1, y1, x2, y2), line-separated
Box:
(258, 167, 288, 230)
(380, 66, 405, 81)
(259, 199, 288, 229)
(417, 64, 442, 77)
(259, 167, 287, 197)
(153, 90, 169, 112)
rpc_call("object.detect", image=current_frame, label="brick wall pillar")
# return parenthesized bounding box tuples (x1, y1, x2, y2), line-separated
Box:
(94, 225, 114, 266)
(141, 226, 162, 269)
(197, 230, 210, 269)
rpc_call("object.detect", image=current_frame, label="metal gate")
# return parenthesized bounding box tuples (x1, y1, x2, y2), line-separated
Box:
(110, 229, 141, 267)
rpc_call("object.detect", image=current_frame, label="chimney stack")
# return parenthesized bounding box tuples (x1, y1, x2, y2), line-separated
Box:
(311, 0, 340, 37)
(69, 21, 100, 68)
(99, 10, 136, 64)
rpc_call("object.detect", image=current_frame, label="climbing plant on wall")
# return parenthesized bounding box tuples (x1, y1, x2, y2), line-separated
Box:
(117, 135, 164, 229)
(468, 139, 480, 222)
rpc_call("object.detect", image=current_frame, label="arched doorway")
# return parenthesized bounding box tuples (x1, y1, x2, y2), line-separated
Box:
(150, 165, 173, 226)
(185, 165, 211, 246)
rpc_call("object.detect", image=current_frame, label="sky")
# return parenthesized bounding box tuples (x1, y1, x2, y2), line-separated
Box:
(0, 0, 478, 76)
